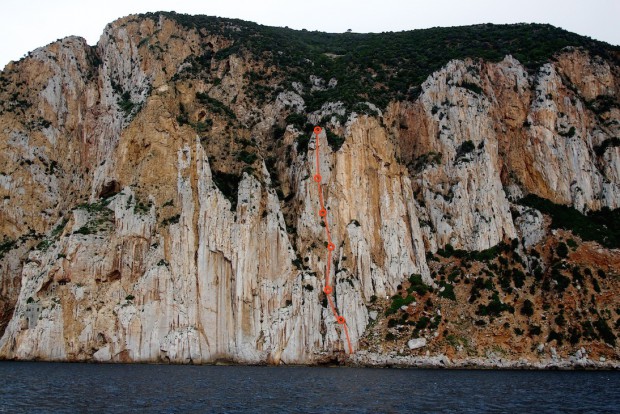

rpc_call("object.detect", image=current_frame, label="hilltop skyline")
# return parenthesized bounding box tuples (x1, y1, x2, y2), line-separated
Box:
(1, 0, 619, 69)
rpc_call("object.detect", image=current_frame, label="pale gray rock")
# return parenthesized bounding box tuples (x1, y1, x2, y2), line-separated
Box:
(513, 205, 546, 248)
(408, 338, 427, 350)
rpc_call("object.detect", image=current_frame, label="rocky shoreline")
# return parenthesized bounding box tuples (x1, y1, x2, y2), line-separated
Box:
(1, 352, 619, 370)
(348, 351, 620, 370)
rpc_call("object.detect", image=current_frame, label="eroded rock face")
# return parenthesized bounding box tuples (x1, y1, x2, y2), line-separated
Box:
(0, 15, 618, 363)
(393, 59, 518, 251)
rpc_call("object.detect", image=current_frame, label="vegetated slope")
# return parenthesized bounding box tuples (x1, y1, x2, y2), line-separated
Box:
(160, 12, 619, 110)
(0, 12, 618, 365)
(363, 215, 620, 366)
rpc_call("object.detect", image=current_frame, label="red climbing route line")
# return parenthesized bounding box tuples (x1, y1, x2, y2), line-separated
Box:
(312, 126, 354, 354)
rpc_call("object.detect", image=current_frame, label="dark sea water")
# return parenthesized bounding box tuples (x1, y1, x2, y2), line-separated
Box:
(0, 362, 619, 413)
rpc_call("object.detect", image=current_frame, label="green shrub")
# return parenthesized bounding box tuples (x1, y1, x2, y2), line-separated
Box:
(134, 200, 152, 215)
(161, 214, 180, 226)
(499, 272, 512, 293)
(581, 321, 598, 340)
(237, 150, 258, 164)
(176, 114, 189, 125)
(118, 91, 137, 117)
(285, 113, 306, 130)
(326, 129, 345, 151)
(469, 277, 494, 303)
(388, 294, 416, 313)
(416, 316, 430, 329)
(594, 137, 620, 156)
(586, 95, 617, 115)
(296, 134, 310, 154)
(352, 102, 380, 116)
(36, 239, 53, 251)
(212, 171, 242, 210)
(547, 329, 563, 345)
(551, 268, 571, 293)
(196, 92, 236, 119)
(76, 199, 112, 214)
(512, 268, 526, 288)
(411, 152, 442, 173)
(460, 81, 483, 95)
(51, 219, 68, 238)
(74, 226, 92, 235)
(521, 299, 534, 317)
(556, 242, 569, 258)
(558, 126, 576, 138)
(529, 325, 542, 336)
(192, 120, 213, 133)
(469, 245, 500, 262)
(437, 243, 455, 257)
(477, 293, 513, 316)
(438, 282, 456, 301)
(569, 327, 581, 345)
(438, 243, 500, 262)
(291, 258, 302, 269)
(407, 274, 429, 295)
(458, 140, 476, 154)
(70, 202, 113, 234)
(177, 103, 189, 125)
(269, 124, 285, 140)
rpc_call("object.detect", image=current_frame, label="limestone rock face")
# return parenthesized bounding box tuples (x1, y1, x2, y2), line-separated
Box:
(393, 58, 518, 251)
(520, 61, 618, 212)
(0, 15, 618, 364)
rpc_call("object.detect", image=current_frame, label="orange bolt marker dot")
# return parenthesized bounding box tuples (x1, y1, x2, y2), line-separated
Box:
(314, 126, 322, 134)
(337, 316, 346, 324)
(323, 285, 333, 294)
(313, 174, 322, 183)
(327, 242, 335, 251)
(319, 208, 327, 217)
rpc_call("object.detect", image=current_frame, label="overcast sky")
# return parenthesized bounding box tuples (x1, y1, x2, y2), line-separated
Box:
(2, 0, 619, 69)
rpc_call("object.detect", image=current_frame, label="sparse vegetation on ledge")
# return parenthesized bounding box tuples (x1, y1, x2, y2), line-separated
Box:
(519, 194, 620, 248)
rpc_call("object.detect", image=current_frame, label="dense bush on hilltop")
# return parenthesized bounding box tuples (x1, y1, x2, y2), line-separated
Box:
(144, 12, 620, 110)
